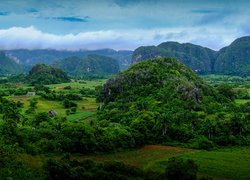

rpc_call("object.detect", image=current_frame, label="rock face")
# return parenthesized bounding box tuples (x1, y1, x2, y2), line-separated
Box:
(132, 42, 217, 74)
(214, 36, 250, 76)
(132, 36, 250, 76)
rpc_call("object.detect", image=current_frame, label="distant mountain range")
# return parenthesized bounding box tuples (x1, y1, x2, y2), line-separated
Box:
(54, 55, 120, 77)
(1, 36, 250, 76)
(132, 36, 250, 76)
(5, 48, 133, 70)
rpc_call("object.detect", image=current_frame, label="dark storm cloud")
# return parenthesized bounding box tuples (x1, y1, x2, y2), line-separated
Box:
(191, 9, 218, 14)
(0, 11, 10, 16)
(26, 8, 39, 13)
(53, 16, 89, 22)
(194, 9, 237, 25)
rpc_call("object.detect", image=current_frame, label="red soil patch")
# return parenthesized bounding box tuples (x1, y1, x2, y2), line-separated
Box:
(83, 108, 97, 111)
(56, 87, 64, 90)
(139, 145, 192, 152)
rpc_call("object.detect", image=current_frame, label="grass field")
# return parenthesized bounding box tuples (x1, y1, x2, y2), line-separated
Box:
(235, 99, 250, 104)
(46, 79, 107, 90)
(73, 145, 250, 179)
(10, 79, 106, 121)
(18, 145, 250, 179)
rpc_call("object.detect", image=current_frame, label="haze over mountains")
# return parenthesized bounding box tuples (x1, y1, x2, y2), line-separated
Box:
(0, 36, 250, 76)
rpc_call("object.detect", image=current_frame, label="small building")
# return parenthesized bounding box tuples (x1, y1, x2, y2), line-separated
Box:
(48, 110, 58, 117)
(26, 92, 36, 96)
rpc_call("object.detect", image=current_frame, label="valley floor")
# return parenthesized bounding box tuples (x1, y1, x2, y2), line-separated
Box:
(18, 145, 250, 179)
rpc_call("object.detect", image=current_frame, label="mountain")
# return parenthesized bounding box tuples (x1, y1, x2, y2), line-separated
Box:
(54, 55, 120, 77)
(0, 51, 22, 75)
(132, 37, 250, 76)
(28, 64, 70, 85)
(97, 57, 226, 144)
(214, 36, 250, 76)
(132, 42, 217, 74)
(5, 49, 133, 70)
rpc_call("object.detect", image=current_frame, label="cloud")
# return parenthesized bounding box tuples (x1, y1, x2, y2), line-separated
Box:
(191, 9, 218, 14)
(113, 0, 144, 7)
(0, 11, 10, 16)
(26, 8, 39, 13)
(52, 16, 89, 22)
(0, 26, 244, 51)
(194, 9, 237, 25)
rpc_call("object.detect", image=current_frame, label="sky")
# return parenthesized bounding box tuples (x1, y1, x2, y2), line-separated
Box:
(0, 0, 250, 51)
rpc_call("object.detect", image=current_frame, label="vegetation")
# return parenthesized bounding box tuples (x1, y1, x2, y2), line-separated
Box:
(7, 64, 70, 85)
(97, 57, 250, 147)
(28, 64, 70, 85)
(0, 56, 249, 179)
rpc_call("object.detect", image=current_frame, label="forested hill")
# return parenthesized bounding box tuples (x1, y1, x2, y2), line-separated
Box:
(54, 55, 120, 77)
(5, 48, 133, 70)
(132, 36, 250, 76)
(28, 64, 70, 85)
(0, 51, 22, 75)
(132, 42, 217, 74)
(97, 57, 249, 147)
(215, 36, 250, 76)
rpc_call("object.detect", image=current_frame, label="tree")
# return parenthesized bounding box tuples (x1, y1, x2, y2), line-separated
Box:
(165, 157, 198, 180)
(216, 84, 235, 100)
(230, 114, 246, 136)
(33, 112, 50, 126)
(29, 98, 38, 108)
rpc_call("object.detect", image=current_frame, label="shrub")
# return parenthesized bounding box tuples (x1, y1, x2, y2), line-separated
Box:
(165, 157, 198, 180)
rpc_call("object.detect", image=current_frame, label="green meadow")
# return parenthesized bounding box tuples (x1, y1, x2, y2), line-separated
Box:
(9, 80, 105, 121)
(18, 145, 250, 180)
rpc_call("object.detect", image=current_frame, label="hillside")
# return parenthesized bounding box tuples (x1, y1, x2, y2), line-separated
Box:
(28, 64, 70, 85)
(215, 36, 250, 76)
(54, 55, 120, 77)
(97, 57, 237, 146)
(132, 36, 250, 76)
(132, 42, 217, 74)
(5, 49, 133, 70)
(0, 51, 22, 75)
